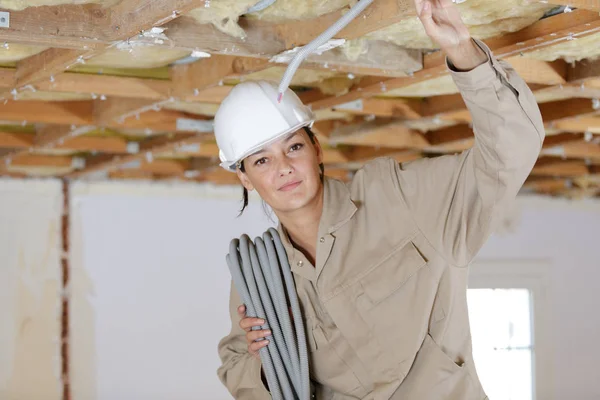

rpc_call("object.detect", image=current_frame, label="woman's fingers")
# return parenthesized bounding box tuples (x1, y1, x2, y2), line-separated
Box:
(247, 328, 272, 344)
(249, 338, 270, 357)
(239, 316, 266, 332)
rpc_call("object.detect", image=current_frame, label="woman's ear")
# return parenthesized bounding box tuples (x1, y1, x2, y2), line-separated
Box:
(236, 168, 254, 191)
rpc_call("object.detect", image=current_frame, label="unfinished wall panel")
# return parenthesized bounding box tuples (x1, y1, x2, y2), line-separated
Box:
(0, 178, 63, 400)
(69, 181, 274, 400)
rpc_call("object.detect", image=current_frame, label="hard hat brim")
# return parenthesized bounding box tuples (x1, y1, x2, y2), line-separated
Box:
(220, 119, 314, 172)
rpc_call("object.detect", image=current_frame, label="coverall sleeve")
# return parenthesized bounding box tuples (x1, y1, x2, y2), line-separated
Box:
(217, 279, 272, 400)
(392, 38, 545, 266)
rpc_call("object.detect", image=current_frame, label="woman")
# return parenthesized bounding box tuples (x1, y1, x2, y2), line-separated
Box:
(215, 0, 545, 398)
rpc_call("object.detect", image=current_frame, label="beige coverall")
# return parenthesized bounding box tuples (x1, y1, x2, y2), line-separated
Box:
(217, 39, 545, 399)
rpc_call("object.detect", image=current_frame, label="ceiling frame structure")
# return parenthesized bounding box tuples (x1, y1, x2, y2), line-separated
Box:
(0, 1, 598, 200)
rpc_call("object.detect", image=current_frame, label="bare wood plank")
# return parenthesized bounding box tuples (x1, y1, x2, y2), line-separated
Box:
(549, 0, 600, 11)
(524, 178, 570, 193)
(426, 124, 473, 145)
(138, 159, 190, 175)
(93, 98, 160, 125)
(531, 159, 590, 177)
(4, 0, 206, 94)
(0, 4, 110, 49)
(540, 98, 600, 121)
(0, 100, 94, 125)
(9, 153, 74, 168)
(0, 131, 34, 148)
(57, 135, 130, 153)
(332, 97, 422, 118)
(67, 133, 207, 178)
(171, 55, 270, 96)
(37, 72, 173, 101)
(0, 99, 213, 132)
(107, 0, 206, 40)
(552, 117, 600, 133)
(504, 57, 567, 86)
(15, 49, 94, 88)
(329, 120, 430, 149)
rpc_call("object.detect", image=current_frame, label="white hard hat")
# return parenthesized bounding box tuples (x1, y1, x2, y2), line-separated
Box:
(214, 80, 315, 172)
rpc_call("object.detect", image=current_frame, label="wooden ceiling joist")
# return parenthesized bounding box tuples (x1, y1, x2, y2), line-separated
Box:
(0, 0, 206, 94)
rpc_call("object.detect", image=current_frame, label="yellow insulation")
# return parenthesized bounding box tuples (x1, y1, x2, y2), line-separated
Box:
(227, 66, 355, 95)
(187, 1, 259, 38)
(365, 0, 553, 49)
(0, 43, 46, 63)
(380, 74, 459, 98)
(163, 102, 221, 116)
(12, 91, 93, 101)
(188, 0, 353, 38)
(526, 32, 600, 63)
(85, 46, 191, 69)
(247, 0, 353, 21)
(0, 0, 119, 10)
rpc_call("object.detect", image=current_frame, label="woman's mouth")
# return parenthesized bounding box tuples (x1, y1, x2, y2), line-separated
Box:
(279, 181, 302, 191)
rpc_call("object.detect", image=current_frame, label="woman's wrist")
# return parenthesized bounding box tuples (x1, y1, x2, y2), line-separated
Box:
(444, 37, 488, 71)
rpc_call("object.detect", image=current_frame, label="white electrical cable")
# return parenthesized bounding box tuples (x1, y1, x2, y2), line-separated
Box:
(277, 0, 374, 102)
(247, 0, 277, 13)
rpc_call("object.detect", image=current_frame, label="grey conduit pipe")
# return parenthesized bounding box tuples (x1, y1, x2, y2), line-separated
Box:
(226, 228, 310, 400)
(277, 0, 375, 101)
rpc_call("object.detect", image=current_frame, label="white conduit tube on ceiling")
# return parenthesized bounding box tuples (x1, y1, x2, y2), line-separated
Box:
(277, 0, 375, 102)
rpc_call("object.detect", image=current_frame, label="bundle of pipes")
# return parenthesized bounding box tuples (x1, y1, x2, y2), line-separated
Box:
(226, 228, 310, 400)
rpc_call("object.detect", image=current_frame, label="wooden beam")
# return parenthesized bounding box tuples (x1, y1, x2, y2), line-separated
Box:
(531, 159, 590, 177)
(8, 153, 74, 168)
(0, 99, 214, 132)
(15, 49, 93, 88)
(0, 100, 94, 126)
(331, 98, 422, 119)
(106, 0, 206, 40)
(524, 177, 570, 193)
(309, 9, 600, 110)
(170, 55, 270, 97)
(0, 131, 33, 148)
(503, 57, 567, 86)
(550, 0, 600, 11)
(2, 0, 205, 94)
(328, 120, 430, 149)
(540, 98, 600, 121)
(552, 117, 600, 133)
(66, 133, 208, 178)
(0, 4, 110, 49)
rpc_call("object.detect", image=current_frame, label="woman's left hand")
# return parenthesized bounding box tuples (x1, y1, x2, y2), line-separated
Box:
(414, 0, 488, 70)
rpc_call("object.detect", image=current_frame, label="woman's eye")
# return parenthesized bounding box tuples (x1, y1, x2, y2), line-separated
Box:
(254, 158, 267, 166)
(290, 143, 303, 152)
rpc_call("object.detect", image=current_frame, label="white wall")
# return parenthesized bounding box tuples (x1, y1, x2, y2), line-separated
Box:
(1, 178, 599, 400)
(68, 180, 275, 400)
(0, 178, 63, 400)
(474, 196, 600, 400)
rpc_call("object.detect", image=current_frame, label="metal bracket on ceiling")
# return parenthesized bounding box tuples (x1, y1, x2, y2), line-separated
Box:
(0, 11, 9, 28)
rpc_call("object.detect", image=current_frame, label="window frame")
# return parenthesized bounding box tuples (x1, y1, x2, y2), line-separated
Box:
(468, 259, 553, 400)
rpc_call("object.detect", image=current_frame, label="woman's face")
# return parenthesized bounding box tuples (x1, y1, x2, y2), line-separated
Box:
(237, 129, 323, 214)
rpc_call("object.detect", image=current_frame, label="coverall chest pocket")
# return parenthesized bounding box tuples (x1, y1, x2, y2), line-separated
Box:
(355, 240, 435, 369)
(306, 319, 366, 398)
